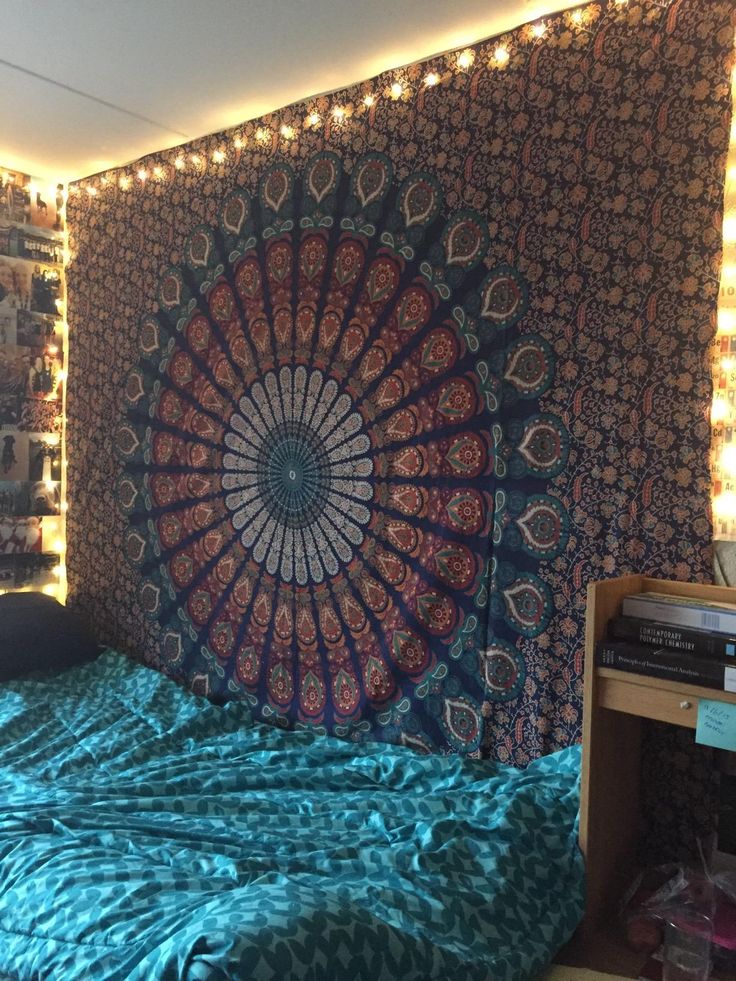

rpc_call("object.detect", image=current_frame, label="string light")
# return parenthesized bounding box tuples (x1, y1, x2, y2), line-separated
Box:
(190, 154, 202, 166)
(363, 94, 375, 108)
(137, 168, 147, 181)
(307, 111, 321, 127)
(119, 176, 131, 190)
(86, 186, 96, 197)
(153, 165, 164, 179)
(212, 149, 226, 163)
(532, 21, 546, 38)
(456, 49, 475, 71)
(493, 46, 510, 67)
(719, 309, 736, 333)
(280, 124, 295, 140)
(332, 105, 345, 121)
(390, 82, 403, 100)
(233, 135, 245, 149)
(255, 127, 270, 143)
(424, 72, 440, 87)
(174, 156, 185, 170)
(570, 9, 583, 26)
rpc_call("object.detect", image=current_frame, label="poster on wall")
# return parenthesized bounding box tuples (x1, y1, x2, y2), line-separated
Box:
(0, 166, 64, 594)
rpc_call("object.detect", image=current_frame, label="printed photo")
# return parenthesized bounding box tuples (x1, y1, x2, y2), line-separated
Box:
(11, 551, 57, 588)
(0, 346, 30, 397)
(26, 351, 60, 400)
(16, 309, 58, 349)
(0, 396, 20, 429)
(0, 558, 13, 589)
(0, 430, 28, 481)
(27, 480, 60, 515)
(31, 184, 64, 233)
(0, 481, 30, 516)
(0, 171, 31, 225)
(28, 434, 61, 483)
(30, 264, 62, 315)
(18, 397, 61, 433)
(0, 308, 17, 345)
(0, 223, 63, 265)
(0, 257, 31, 310)
(0, 516, 42, 554)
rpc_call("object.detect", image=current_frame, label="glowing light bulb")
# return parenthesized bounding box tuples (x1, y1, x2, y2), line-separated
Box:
(712, 396, 729, 423)
(307, 111, 321, 127)
(280, 124, 295, 139)
(233, 136, 244, 149)
(61, 501, 69, 513)
(456, 49, 475, 70)
(363, 94, 375, 108)
(255, 127, 270, 143)
(86, 186, 97, 197)
(424, 72, 440, 87)
(42, 584, 57, 596)
(494, 46, 510, 66)
(719, 309, 736, 333)
(724, 216, 736, 242)
(332, 106, 345, 121)
(174, 156, 185, 170)
(532, 21, 546, 38)
(137, 168, 147, 181)
(100, 177, 109, 187)
(52, 538, 65, 554)
(52, 563, 65, 578)
(47, 343, 59, 355)
(390, 82, 403, 100)
(153, 165, 164, 179)
(212, 149, 225, 163)
(721, 445, 736, 475)
(714, 491, 736, 519)
(119, 176, 131, 190)
(571, 9, 583, 25)
(57, 369, 68, 382)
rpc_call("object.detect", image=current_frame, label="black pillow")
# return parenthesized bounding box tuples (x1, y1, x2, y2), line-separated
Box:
(0, 593, 100, 681)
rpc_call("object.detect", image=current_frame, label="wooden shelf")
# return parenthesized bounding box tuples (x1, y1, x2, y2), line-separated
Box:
(568, 574, 736, 973)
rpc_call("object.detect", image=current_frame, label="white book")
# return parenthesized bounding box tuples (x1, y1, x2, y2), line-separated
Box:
(622, 592, 736, 636)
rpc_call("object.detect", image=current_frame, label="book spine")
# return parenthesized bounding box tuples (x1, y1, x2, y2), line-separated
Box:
(595, 641, 726, 689)
(609, 616, 736, 659)
(621, 597, 736, 637)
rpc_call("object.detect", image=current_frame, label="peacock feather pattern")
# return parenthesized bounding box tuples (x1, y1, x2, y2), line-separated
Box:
(116, 150, 569, 753)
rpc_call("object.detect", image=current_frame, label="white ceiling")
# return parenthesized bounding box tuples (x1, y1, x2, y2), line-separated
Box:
(0, 0, 578, 184)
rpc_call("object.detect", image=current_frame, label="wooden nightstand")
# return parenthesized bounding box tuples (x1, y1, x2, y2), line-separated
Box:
(561, 575, 736, 974)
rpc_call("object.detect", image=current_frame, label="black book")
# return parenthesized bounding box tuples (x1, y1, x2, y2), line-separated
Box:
(609, 615, 736, 660)
(595, 640, 736, 691)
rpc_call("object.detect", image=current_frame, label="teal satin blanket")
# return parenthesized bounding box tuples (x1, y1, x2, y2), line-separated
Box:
(0, 651, 583, 980)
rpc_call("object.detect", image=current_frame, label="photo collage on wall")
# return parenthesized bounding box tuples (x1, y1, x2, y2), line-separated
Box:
(0, 168, 64, 590)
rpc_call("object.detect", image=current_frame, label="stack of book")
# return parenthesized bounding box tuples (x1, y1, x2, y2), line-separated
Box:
(595, 592, 736, 692)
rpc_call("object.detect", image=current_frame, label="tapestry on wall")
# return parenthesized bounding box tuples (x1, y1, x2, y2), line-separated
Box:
(66, 0, 734, 763)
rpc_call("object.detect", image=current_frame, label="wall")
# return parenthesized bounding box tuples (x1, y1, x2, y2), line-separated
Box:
(0, 170, 66, 597)
(65, 0, 734, 766)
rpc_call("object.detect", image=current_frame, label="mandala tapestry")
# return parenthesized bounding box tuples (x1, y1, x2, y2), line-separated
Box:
(66, 0, 734, 763)
(113, 153, 566, 752)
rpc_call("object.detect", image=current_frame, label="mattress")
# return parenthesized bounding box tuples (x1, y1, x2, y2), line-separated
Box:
(0, 651, 584, 980)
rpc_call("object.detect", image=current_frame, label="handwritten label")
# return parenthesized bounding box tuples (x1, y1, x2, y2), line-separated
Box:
(696, 699, 736, 752)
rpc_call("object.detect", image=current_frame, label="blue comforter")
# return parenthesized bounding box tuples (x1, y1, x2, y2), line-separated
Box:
(0, 651, 583, 980)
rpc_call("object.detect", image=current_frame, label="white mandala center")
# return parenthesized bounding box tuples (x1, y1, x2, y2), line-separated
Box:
(222, 365, 374, 585)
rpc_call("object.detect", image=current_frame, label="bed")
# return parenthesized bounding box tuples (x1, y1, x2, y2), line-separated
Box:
(0, 650, 583, 980)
